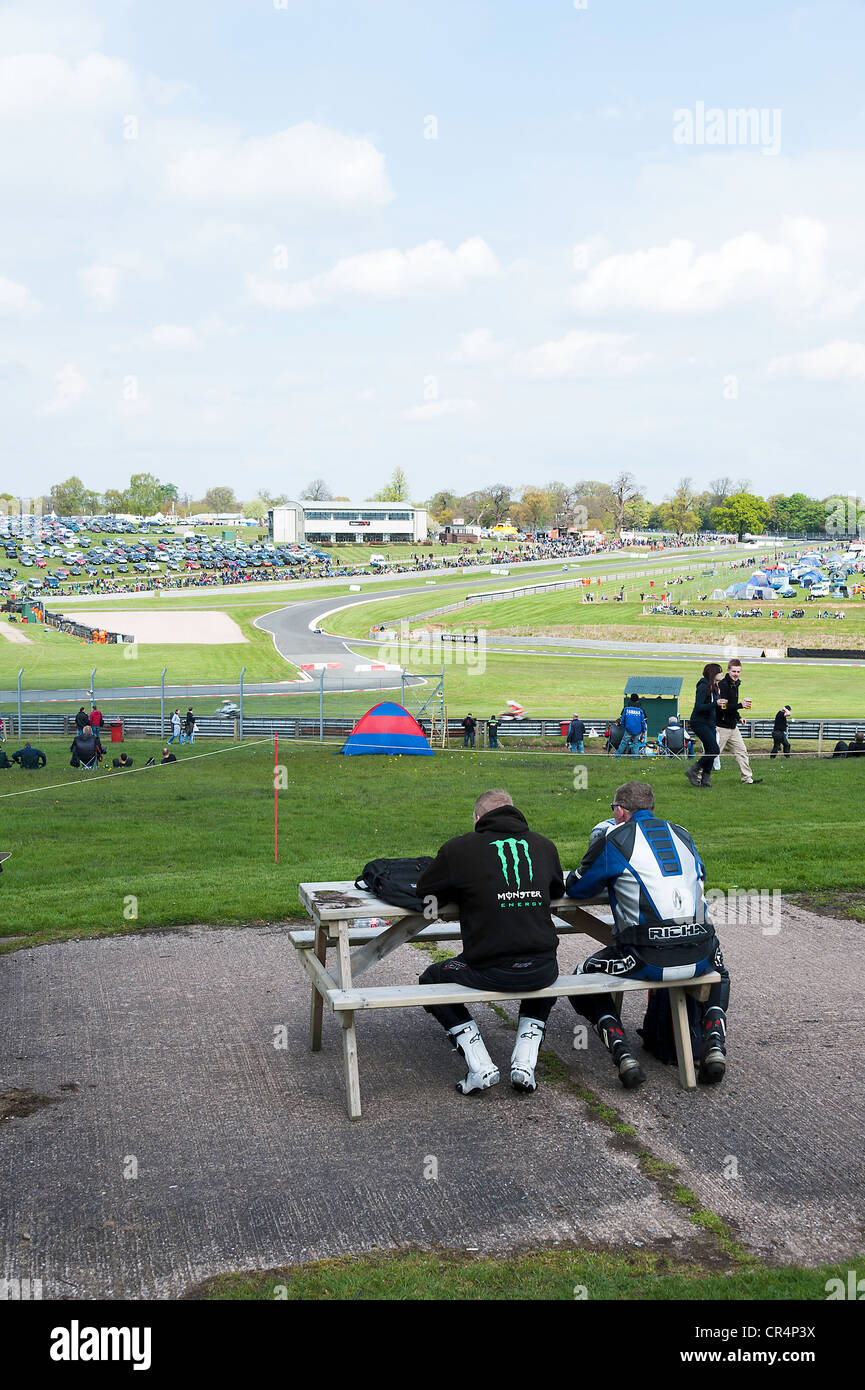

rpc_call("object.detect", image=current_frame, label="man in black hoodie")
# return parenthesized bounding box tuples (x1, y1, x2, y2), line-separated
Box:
(416, 790, 565, 1095)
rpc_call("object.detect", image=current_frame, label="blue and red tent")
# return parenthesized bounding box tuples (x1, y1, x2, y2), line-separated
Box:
(339, 701, 434, 756)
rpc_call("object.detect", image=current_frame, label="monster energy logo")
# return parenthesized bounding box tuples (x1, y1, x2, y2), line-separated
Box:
(491, 838, 533, 888)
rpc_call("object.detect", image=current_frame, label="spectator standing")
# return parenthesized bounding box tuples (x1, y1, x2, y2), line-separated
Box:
(89, 704, 103, 734)
(74, 706, 88, 732)
(182, 707, 195, 744)
(461, 713, 476, 749)
(616, 695, 647, 759)
(169, 709, 182, 744)
(715, 660, 762, 785)
(487, 716, 499, 750)
(566, 713, 585, 754)
(771, 706, 792, 759)
(685, 662, 722, 788)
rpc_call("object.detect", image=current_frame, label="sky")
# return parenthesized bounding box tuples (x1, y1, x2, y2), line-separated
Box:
(2, 0, 865, 505)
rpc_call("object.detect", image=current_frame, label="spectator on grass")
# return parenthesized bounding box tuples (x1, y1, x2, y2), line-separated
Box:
(169, 709, 182, 744)
(416, 789, 564, 1095)
(461, 713, 476, 748)
(846, 730, 865, 758)
(0, 748, 12, 769)
(161, 747, 177, 764)
(685, 663, 722, 789)
(715, 660, 762, 786)
(487, 716, 499, 750)
(771, 706, 792, 759)
(565, 780, 730, 1088)
(112, 752, 133, 769)
(74, 706, 89, 732)
(616, 695, 647, 759)
(89, 704, 103, 733)
(70, 725, 98, 768)
(566, 712, 585, 754)
(12, 743, 46, 769)
(182, 707, 195, 744)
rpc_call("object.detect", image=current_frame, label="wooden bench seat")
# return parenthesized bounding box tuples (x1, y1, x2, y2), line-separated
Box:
(290, 889, 722, 1118)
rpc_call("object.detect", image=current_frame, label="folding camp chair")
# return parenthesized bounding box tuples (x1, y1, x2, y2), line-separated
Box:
(658, 725, 687, 761)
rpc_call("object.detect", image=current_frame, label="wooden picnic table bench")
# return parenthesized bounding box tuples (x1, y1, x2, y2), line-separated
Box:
(292, 881, 720, 1119)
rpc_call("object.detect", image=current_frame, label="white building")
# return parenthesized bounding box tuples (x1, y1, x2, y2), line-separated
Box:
(269, 500, 428, 545)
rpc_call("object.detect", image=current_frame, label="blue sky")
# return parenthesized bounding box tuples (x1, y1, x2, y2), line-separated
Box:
(2, 0, 865, 504)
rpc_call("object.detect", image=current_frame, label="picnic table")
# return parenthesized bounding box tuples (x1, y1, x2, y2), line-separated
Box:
(291, 882, 720, 1119)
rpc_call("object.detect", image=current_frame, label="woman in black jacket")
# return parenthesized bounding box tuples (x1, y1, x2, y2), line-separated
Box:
(686, 662, 722, 788)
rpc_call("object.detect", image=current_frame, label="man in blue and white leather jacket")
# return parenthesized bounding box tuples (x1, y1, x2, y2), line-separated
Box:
(566, 780, 730, 1089)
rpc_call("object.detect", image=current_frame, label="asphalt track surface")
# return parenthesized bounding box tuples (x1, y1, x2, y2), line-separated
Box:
(2, 900, 862, 1298)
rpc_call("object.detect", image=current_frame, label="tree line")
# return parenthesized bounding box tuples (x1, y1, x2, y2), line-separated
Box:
(21, 470, 860, 539)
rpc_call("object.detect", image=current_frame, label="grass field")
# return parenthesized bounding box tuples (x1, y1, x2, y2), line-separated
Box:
(1, 741, 862, 950)
(191, 1247, 858, 1301)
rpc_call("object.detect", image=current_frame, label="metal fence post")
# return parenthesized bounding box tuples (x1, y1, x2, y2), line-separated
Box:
(319, 666, 325, 742)
(90, 666, 96, 708)
(239, 666, 246, 741)
(17, 668, 23, 738)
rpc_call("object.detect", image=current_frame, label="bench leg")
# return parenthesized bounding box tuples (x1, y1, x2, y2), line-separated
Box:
(341, 1011, 362, 1120)
(309, 923, 327, 1052)
(669, 986, 697, 1090)
(337, 922, 362, 1120)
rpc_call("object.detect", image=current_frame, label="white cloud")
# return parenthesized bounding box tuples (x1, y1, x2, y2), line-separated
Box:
(401, 397, 479, 420)
(0, 52, 136, 115)
(768, 340, 865, 381)
(248, 237, 499, 310)
(570, 217, 830, 315)
(450, 328, 511, 363)
(514, 331, 654, 377)
(165, 120, 393, 208)
(148, 324, 199, 350)
(44, 363, 88, 413)
(0, 2, 106, 59)
(0, 274, 39, 315)
(77, 264, 118, 307)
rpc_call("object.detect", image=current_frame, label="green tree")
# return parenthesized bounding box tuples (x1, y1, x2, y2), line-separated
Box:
(426, 490, 459, 525)
(125, 472, 168, 514)
(710, 492, 770, 539)
(767, 492, 827, 536)
(658, 477, 701, 536)
(50, 476, 99, 515)
(512, 487, 553, 532)
(623, 495, 650, 530)
(372, 466, 410, 502)
(203, 487, 238, 512)
(102, 488, 128, 513)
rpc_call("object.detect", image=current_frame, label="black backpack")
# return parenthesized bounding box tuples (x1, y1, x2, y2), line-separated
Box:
(355, 857, 435, 911)
(637, 989, 701, 1066)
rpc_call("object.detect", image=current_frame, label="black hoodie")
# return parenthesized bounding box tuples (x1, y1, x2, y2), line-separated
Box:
(417, 804, 564, 968)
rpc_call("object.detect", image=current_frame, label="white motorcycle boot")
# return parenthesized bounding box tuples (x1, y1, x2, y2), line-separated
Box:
(510, 1017, 545, 1092)
(448, 1021, 500, 1094)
